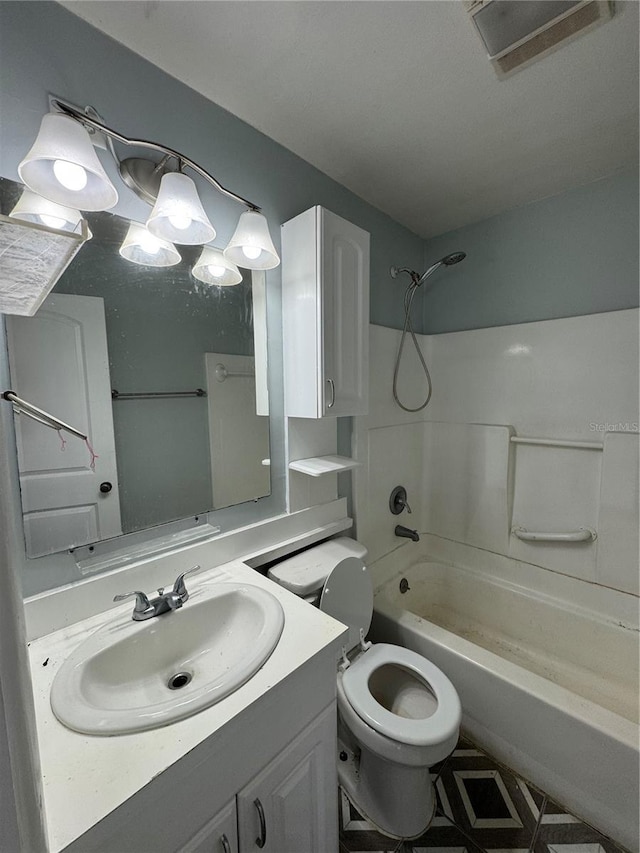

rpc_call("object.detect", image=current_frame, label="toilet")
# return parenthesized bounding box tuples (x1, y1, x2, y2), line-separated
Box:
(268, 537, 461, 839)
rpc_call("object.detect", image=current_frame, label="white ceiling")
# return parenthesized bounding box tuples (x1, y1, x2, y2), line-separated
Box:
(61, 1, 639, 239)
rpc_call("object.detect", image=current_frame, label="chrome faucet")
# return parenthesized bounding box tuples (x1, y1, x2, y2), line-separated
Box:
(114, 565, 201, 621)
(395, 525, 420, 542)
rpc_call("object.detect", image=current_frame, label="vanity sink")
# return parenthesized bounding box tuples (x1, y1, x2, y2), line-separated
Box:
(50, 583, 285, 735)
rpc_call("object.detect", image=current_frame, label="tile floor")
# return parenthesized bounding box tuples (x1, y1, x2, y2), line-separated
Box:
(338, 735, 629, 853)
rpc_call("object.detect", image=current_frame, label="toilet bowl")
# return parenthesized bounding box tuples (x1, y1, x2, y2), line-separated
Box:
(268, 538, 461, 839)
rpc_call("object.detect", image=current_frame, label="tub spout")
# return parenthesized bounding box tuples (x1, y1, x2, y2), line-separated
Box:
(395, 525, 419, 542)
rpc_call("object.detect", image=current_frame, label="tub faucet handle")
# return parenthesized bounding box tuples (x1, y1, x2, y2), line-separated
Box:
(390, 485, 412, 515)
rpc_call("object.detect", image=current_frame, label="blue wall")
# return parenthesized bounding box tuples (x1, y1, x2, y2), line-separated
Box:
(421, 170, 639, 334)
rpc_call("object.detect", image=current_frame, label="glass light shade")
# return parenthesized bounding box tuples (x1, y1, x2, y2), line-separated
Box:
(18, 113, 118, 211)
(9, 189, 91, 237)
(146, 172, 216, 245)
(119, 221, 181, 267)
(192, 246, 243, 286)
(224, 210, 280, 270)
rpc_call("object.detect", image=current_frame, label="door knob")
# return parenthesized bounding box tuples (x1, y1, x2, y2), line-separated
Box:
(99, 481, 113, 494)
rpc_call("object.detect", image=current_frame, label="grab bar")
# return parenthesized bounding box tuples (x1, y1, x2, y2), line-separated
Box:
(510, 436, 602, 451)
(512, 527, 597, 543)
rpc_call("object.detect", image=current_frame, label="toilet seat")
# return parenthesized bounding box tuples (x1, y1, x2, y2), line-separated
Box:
(341, 643, 460, 747)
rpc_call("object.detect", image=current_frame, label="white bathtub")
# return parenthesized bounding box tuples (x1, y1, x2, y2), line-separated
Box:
(370, 559, 639, 851)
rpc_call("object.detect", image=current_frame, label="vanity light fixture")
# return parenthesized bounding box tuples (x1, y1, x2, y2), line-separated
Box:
(224, 210, 280, 271)
(18, 113, 119, 211)
(9, 188, 92, 237)
(192, 246, 243, 286)
(17, 99, 280, 270)
(147, 172, 216, 245)
(118, 221, 181, 267)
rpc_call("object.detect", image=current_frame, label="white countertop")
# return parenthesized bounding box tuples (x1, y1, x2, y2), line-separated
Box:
(28, 560, 346, 853)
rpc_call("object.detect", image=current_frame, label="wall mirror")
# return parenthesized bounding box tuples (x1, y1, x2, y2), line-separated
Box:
(0, 177, 271, 559)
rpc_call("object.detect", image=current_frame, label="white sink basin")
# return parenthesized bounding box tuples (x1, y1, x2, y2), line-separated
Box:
(50, 583, 285, 735)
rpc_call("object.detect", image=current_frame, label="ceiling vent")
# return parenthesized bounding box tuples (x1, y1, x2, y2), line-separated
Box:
(466, 1, 615, 78)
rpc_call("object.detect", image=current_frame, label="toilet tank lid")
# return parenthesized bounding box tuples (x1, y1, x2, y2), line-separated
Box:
(268, 537, 368, 595)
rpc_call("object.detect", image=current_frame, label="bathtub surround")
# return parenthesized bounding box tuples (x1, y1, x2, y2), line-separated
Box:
(355, 310, 639, 595)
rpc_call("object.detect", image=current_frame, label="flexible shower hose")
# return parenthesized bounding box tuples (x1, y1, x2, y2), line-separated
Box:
(392, 281, 433, 412)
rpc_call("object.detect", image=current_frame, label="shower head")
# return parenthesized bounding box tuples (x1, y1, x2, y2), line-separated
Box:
(442, 252, 466, 266)
(415, 251, 466, 286)
(390, 251, 466, 287)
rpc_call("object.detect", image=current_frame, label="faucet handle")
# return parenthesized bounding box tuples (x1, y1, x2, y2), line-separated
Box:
(389, 485, 412, 515)
(113, 590, 152, 614)
(172, 565, 201, 600)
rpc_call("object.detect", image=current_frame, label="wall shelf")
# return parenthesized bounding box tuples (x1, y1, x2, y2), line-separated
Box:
(288, 455, 361, 477)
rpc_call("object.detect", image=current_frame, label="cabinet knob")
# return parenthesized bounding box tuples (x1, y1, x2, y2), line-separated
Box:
(254, 798, 267, 848)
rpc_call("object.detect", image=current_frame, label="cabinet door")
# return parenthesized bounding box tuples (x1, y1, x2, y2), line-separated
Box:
(236, 706, 337, 853)
(180, 799, 238, 853)
(320, 209, 370, 417)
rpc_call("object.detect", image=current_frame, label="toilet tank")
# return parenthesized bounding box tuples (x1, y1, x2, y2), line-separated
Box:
(268, 537, 368, 598)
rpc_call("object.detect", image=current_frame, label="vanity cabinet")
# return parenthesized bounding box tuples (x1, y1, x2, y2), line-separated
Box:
(236, 709, 334, 852)
(180, 707, 336, 853)
(282, 206, 370, 418)
(63, 661, 340, 853)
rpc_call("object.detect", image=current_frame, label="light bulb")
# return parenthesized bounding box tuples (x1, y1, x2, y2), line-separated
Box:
(167, 211, 192, 231)
(242, 244, 262, 261)
(139, 231, 161, 255)
(52, 159, 88, 192)
(40, 214, 67, 230)
(207, 264, 226, 278)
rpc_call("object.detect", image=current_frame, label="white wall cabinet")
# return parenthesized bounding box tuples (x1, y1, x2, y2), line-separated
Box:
(282, 206, 370, 418)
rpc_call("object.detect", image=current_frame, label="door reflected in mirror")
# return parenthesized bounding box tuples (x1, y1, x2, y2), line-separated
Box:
(1, 178, 270, 558)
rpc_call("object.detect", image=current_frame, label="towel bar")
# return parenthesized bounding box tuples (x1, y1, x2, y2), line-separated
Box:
(2, 390, 87, 440)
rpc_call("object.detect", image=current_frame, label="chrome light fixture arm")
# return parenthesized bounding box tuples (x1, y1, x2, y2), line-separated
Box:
(51, 99, 260, 212)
